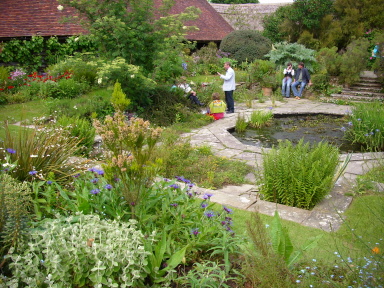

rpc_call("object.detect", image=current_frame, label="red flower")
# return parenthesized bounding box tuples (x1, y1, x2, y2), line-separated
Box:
(8, 86, 14, 89)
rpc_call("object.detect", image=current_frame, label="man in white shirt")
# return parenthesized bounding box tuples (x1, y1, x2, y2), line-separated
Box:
(217, 62, 236, 113)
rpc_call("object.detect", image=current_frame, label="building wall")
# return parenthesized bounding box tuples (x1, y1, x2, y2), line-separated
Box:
(210, 3, 290, 31)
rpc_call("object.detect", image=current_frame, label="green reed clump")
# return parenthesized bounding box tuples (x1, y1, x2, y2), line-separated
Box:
(0, 122, 80, 182)
(259, 139, 339, 209)
(344, 101, 384, 151)
(249, 109, 273, 129)
(235, 113, 247, 133)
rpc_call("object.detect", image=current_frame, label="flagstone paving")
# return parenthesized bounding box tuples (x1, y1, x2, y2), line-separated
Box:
(182, 98, 384, 232)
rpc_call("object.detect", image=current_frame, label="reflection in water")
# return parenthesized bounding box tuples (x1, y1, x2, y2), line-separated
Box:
(230, 114, 364, 153)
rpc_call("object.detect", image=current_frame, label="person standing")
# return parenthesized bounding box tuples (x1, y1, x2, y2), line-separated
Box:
(282, 62, 294, 98)
(217, 62, 236, 113)
(292, 62, 312, 100)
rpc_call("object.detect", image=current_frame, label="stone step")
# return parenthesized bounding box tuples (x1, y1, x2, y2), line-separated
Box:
(345, 87, 382, 93)
(353, 82, 382, 88)
(330, 93, 383, 101)
(340, 90, 384, 97)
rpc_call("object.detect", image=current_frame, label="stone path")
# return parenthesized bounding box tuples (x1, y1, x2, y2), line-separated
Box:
(181, 98, 384, 232)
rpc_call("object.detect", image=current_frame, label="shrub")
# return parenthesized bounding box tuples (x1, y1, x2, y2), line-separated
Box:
(220, 30, 272, 63)
(316, 46, 342, 76)
(343, 101, 384, 151)
(310, 72, 330, 94)
(96, 57, 156, 110)
(47, 53, 99, 85)
(55, 116, 96, 156)
(265, 42, 317, 73)
(55, 78, 89, 99)
(339, 38, 371, 86)
(247, 59, 276, 86)
(4, 214, 149, 287)
(111, 80, 130, 112)
(259, 139, 340, 209)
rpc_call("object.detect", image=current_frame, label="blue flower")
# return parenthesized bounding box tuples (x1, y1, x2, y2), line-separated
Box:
(347, 121, 353, 126)
(96, 169, 104, 176)
(47, 180, 53, 185)
(90, 178, 99, 184)
(29, 170, 37, 176)
(6, 148, 16, 154)
(104, 184, 113, 190)
(201, 203, 208, 208)
(191, 228, 200, 235)
(90, 189, 100, 195)
(365, 133, 369, 136)
(182, 62, 188, 70)
(204, 211, 215, 218)
(170, 203, 178, 207)
(369, 131, 374, 135)
(340, 126, 347, 132)
(223, 206, 233, 214)
(73, 173, 81, 178)
(203, 193, 213, 200)
(357, 118, 361, 121)
(376, 129, 380, 132)
(169, 184, 180, 189)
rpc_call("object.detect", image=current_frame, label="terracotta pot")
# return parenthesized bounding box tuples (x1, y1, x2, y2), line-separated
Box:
(262, 87, 272, 97)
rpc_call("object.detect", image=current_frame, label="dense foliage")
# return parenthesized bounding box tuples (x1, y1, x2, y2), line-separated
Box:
(259, 139, 340, 209)
(220, 30, 272, 63)
(210, 0, 259, 3)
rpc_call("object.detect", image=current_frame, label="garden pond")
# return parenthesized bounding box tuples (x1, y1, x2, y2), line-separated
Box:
(230, 113, 365, 153)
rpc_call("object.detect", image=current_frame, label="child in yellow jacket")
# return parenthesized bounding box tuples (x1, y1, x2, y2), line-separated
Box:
(208, 92, 227, 120)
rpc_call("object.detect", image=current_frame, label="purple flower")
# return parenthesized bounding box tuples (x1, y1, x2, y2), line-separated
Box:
(340, 126, 347, 132)
(6, 148, 16, 154)
(104, 184, 113, 190)
(187, 192, 193, 198)
(175, 176, 191, 184)
(357, 118, 361, 121)
(201, 203, 208, 208)
(202, 193, 213, 200)
(170, 203, 178, 207)
(90, 189, 100, 195)
(29, 170, 37, 176)
(223, 206, 233, 214)
(182, 62, 187, 70)
(90, 178, 99, 184)
(114, 177, 120, 182)
(204, 211, 215, 218)
(96, 169, 104, 176)
(169, 184, 180, 189)
(376, 129, 380, 132)
(369, 131, 374, 135)
(191, 228, 200, 235)
(163, 178, 171, 182)
(347, 121, 353, 126)
(365, 133, 369, 136)
(130, 202, 136, 206)
(268, 107, 273, 110)
(73, 173, 81, 178)
(47, 180, 53, 185)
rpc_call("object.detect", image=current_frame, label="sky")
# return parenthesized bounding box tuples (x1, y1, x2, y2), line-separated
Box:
(258, 0, 294, 3)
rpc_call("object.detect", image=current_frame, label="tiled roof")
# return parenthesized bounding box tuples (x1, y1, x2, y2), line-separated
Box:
(0, 0, 233, 41)
(0, 0, 87, 38)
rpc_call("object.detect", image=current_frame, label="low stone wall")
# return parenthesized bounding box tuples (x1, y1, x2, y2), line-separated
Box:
(210, 3, 290, 31)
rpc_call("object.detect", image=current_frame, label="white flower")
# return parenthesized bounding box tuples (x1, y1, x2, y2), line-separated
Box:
(73, 105, 77, 110)
(74, 37, 79, 42)
(30, 155, 38, 158)
(97, 78, 102, 84)
(130, 74, 135, 78)
(57, 5, 64, 11)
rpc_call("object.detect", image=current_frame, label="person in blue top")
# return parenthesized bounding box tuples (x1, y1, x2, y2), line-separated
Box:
(217, 62, 236, 113)
(291, 62, 312, 100)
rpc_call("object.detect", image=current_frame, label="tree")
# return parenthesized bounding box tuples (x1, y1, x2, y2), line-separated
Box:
(57, 0, 200, 74)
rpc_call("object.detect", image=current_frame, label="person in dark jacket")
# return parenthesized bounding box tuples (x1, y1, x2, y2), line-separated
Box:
(292, 62, 312, 99)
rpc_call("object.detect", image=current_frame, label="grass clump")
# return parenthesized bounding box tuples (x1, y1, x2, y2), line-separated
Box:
(259, 139, 340, 209)
(249, 109, 273, 129)
(235, 113, 247, 133)
(156, 140, 252, 189)
(344, 101, 384, 151)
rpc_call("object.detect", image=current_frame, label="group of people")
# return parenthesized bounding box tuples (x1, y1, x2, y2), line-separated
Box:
(177, 61, 312, 121)
(282, 62, 312, 99)
(176, 61, 236, 121)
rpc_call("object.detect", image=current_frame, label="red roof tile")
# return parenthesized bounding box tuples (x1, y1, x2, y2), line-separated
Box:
(0, 0, 233, 41)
